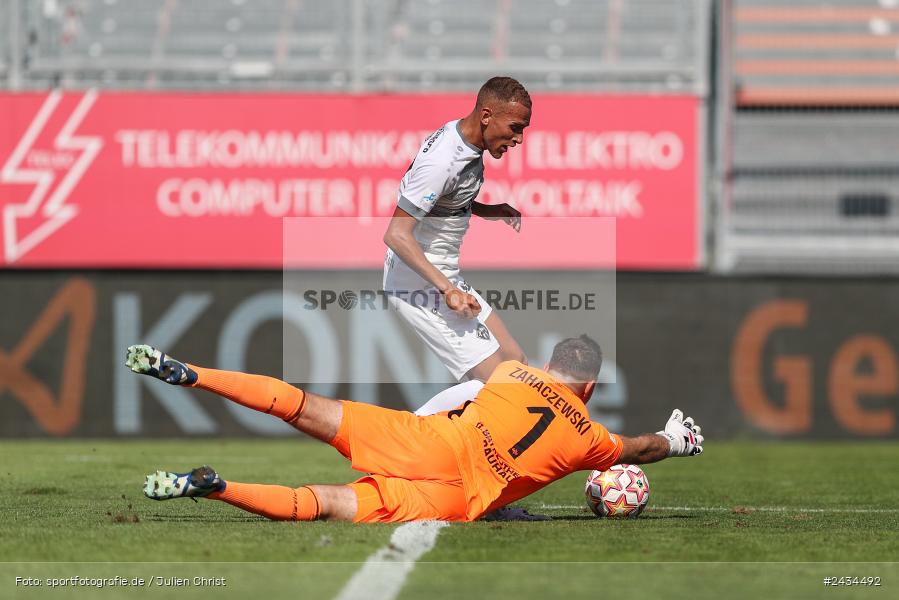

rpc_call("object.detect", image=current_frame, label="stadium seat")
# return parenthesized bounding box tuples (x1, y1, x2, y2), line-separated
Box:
(719, 0, 899, 273)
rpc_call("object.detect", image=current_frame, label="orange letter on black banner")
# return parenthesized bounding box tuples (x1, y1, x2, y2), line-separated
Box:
(829, 335, 897, 436)
(0, 278, 95, 435)
(732, 299, 811, 434)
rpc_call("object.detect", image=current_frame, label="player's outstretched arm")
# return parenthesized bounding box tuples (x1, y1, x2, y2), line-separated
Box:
(617, 409, 704, 464)
(384, 207, 455, 291)
(472, 201, 521, 231)
(384, 206, 481, 319)
(617, 434, 671, 465)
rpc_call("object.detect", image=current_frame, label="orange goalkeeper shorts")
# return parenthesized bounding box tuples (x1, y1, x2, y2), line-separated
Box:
(333, 400, 469, 523)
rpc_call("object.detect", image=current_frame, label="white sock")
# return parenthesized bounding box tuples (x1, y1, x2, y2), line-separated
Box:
(414, 380, 485, 416)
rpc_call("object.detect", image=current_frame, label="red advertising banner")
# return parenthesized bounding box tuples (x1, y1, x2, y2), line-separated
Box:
(0, 92, 700, 269)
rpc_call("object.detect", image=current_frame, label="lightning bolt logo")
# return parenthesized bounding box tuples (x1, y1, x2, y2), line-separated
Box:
(1, 90, 103, 264)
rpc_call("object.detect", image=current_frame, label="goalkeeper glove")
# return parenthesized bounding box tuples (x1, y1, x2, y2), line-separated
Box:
(657, 409, 704, 457)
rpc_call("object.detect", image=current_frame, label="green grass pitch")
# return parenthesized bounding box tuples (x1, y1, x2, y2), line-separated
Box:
(1, 439, 897, 599)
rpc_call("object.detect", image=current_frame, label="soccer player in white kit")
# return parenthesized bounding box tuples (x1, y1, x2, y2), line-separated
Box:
(383, 77, 532, 416)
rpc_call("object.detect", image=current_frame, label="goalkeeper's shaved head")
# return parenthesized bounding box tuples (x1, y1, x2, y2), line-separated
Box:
(547, 335, 603, 382)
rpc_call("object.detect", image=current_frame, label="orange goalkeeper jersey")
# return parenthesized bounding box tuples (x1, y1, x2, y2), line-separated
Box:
(426, 361, 622, 520)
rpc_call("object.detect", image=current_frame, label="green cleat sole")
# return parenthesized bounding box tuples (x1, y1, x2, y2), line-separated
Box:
(126, 345, 158, 374)
(144, 470, 181, 500)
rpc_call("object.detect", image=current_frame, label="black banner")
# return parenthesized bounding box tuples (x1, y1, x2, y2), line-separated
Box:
(1, 271, 897, 438)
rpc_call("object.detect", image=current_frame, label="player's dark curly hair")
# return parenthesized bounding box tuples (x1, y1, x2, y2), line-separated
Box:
(547, 334, 603, 380)
(476, 76, 532, 110)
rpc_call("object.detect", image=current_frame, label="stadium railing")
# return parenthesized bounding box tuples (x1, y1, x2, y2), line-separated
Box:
(714, 0, 899, 274)
(7, 0, 710, 94)
(734, 0, 899, 106)
(1, 0, 13, 88)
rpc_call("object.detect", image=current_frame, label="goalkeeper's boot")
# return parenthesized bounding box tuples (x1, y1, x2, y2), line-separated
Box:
(144, 466, 223, 501)
(125, 344, 197, 385)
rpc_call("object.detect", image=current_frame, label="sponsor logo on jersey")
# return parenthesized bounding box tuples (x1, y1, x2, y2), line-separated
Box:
(476, 323, 491, 341)
(423, 192, 437, 206)
(475, 423, 521, 482)
(422, 126, 445, 153)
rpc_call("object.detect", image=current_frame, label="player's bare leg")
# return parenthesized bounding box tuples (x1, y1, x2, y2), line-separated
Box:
(289, 392, 342, 442)
(308, 485, 357, 520)
(465, 311, 526, 382)
(484, 310, 526, 362)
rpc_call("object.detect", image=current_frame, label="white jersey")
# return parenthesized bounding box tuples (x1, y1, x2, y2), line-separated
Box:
(382, 119, 499, 381)
(384, 119, 485, 293)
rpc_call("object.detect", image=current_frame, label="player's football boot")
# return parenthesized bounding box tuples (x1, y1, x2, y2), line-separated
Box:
(482, 506, 552, 522)
(125, 344, 198, 385)
(143, 465, 223, 501)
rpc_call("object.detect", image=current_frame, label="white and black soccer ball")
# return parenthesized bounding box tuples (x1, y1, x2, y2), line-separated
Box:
(585, 464, 650, 518)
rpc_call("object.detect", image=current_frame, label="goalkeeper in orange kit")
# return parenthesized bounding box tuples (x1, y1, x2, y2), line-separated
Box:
(126, 335, 703, 523)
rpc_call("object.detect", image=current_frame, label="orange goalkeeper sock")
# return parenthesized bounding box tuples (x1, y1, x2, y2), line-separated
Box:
(208, 483, 321, 521)
(187, 366, 306, 424)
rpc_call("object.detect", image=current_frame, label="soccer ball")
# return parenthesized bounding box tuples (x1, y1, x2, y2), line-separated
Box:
(585, 464, 650, 518)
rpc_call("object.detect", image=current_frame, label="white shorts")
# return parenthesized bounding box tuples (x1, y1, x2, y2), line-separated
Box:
(386, 280, 500, 381)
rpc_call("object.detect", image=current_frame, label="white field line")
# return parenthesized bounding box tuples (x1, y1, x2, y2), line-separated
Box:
(539, 504, 899, 514)
(334, 520, 449, 600)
